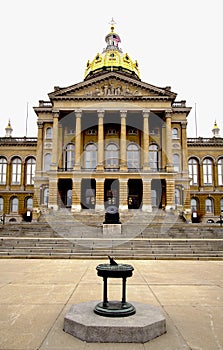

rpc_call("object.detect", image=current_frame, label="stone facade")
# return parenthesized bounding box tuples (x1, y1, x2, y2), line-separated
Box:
(0, 25, 222, 223)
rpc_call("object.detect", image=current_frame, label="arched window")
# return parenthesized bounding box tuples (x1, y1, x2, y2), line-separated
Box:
(0, 157, 7, 184)
(205, 197, 214, 213)
(173, 154, 180, 172)
(175, 188, 181, 205)
(11, 197, 18, 213)
(45, 127, 52, 139)
(105, 143, 119, 168)
(149, 144, 159, 170)
(191, 197, 198, 212)
(26, 158, 36, 185)
(44, 153, 51, 172)
(11, 157, 22, 184)
(26, 197, 33, 209)
(203, 158, 213, 185)
(172, 128, 178, 139)
(65, 143, 75, 170)
(127, 143, 140, 169)
(43, 187, 49, 205)
(217, 158, 223, 185)
(85, 143, 97, 169)
(189, 158, 198, 185)
(0, 197, 4, 212)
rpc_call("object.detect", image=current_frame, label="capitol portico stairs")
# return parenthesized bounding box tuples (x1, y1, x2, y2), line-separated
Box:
(1, 209, 223, 259)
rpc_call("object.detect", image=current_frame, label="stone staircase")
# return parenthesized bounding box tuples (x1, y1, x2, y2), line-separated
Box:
(0, 210, 223, 259)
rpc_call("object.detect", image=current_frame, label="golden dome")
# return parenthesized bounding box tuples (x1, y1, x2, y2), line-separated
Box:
(84, 20, 140, 80)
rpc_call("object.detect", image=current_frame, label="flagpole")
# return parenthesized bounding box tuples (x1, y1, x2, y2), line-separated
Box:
(195, 102, 197, 138)
(26, 102, 29, 137)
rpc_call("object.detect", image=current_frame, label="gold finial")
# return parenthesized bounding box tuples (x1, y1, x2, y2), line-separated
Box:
(109, 17, 116, 32)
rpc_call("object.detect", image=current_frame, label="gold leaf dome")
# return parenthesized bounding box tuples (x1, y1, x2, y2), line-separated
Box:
(84, 20, 140, 80)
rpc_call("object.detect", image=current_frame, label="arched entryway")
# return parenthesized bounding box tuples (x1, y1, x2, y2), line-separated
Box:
(58, 179, 72, 208)
(151, 179, 166, 209)
(81, 179, 96, 209)
(128, 179, 143, 209)
(104, 179, 119, 208)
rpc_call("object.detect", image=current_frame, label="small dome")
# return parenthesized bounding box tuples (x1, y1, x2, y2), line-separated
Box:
(84, 20, 140, 80)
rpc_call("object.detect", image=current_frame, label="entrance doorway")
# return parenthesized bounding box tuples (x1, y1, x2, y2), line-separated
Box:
(151, 179, 166, 209)
(104, 179, 119, 208)
(81, 179, 96, 209)
(128, 179, 142, 209)
(58, 179, 72, 208)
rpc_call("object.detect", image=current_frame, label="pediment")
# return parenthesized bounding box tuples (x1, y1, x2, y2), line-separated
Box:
(48, 72, 177, 101)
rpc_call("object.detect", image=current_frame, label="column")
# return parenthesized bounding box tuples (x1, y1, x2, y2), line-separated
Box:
(35, 121, 43, 173)
(71, 178, 81, 212)
(48, 177, 58, 211)
(58, 123, 63, 169)
(48, 111, 59, 210)
(119, 179, 128, 211)
(95, 178, 104, 211)
(50, 111, 59, 171)
(142, 179, 152, 212)
(181, 122, 188, 174)
(143, 110, 150, 170)
(74, 109, 82, 170)
(165, 111, 173, 172)
(166, 179, 175, 211)
(120, 110, 127, 171)
(97, 110, 104, 171)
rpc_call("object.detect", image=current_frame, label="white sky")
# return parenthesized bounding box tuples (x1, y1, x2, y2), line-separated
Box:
(0, 0, 222, 138)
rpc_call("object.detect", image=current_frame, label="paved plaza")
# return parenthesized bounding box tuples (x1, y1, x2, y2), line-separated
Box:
(0, 258, 223, 350)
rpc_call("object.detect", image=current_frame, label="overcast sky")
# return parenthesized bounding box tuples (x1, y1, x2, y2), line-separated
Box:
(0, 0, 222, 138)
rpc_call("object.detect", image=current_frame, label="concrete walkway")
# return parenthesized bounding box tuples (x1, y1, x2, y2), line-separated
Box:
(0, 259, 223, 350)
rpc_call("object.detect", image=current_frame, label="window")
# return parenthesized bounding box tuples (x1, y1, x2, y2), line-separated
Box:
(189, 158, 198, 185)
(43, 188, 49, 205)
(127, 143, 140, 168)
(175, 188, 181, 205)
(85, 143, 97, 169)
(65, 144, 75, 170)
(149, 144, 159, 170)
(26, 158, 36, 185)
(203, 158, 213, 185)
(0, 157, 7, 184)
(205, 198, 213, 213)
(45, 127, 52, 139)
(11, 158, 22, 184)
(172, 128, 178, 139)
(128, 128, 138, 135)
(0, 197, 3, 212)
(86, 128, 97, 135)
(107, 128, 117, 135)
(191, 198, 198, 212)
(173, 154, 180, 172)
(11, 197, 18, 213)
(26, 197, 33, 209)
(44, 153, 51, 172)
(105, 143, 119, 168)
(217, 158, 223, 185)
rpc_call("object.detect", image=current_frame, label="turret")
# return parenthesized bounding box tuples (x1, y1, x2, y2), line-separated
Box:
(212, 120, 220, 137)
(5, 120, 13, 137)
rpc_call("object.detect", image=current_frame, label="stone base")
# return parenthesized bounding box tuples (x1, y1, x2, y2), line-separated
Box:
(64, 301, 166, 343)
(103, 224, 122, 235)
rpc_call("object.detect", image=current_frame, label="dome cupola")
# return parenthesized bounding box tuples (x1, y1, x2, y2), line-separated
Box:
(84, 19, 140, 80)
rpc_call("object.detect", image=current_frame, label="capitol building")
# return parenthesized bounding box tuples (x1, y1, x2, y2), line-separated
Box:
(1, 22, 223, 223)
